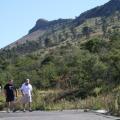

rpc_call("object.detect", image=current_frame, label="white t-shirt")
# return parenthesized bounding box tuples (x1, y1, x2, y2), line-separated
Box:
(21, 83, 32, 96)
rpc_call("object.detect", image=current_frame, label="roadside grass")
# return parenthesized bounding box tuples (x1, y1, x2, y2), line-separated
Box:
(0, 92, 5, 110)
(0, 89, 120, 116)
(31, 89, 120, 116)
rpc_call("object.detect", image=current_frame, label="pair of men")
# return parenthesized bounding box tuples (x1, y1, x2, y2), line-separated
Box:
(4, 79, 32, 112)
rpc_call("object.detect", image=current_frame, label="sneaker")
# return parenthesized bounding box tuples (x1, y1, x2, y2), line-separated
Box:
(23, 109, 26, 112)
(29, 109, 32, 112)
(7, 108, 10, 113)
(12, 109, 17, 113)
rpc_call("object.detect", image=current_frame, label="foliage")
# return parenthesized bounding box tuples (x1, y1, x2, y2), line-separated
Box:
(0, 10, 120, 115)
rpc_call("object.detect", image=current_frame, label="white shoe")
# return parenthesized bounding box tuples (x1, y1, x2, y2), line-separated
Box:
(7, 108, 10, 113)
(23, 109, 26, 112)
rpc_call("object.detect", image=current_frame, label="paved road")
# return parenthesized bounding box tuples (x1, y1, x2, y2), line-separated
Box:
(0, 110, 119, 120)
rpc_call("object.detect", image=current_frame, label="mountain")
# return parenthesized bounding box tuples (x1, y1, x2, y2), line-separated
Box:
(75, 0, 120, 24)
(29, 18, 73, 34)
(2, 0, 120, 51)
(29, 19, 49, 34)
(29, 0, 120, 34)
(4, 18, 72, 50)
(0, 0, 120, 114)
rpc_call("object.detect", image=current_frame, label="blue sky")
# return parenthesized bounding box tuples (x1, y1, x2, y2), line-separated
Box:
(0, 0, 109, 48)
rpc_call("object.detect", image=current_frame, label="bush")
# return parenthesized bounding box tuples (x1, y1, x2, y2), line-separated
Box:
(0, 95, 5, 110)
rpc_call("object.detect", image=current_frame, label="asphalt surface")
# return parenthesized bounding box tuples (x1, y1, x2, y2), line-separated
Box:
(0, 110, 119, 120)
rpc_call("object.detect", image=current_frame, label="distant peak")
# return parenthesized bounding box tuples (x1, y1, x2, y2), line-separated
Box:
(29, 18, 73, 34)
(75, 0, 120, 24)
(36, 19, 49, 24)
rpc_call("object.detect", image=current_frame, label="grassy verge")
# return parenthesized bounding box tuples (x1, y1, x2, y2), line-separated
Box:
(0, 89, 120, 116)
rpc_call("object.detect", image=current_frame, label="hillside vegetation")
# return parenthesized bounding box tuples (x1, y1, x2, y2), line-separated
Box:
(0, 0, 120, 115)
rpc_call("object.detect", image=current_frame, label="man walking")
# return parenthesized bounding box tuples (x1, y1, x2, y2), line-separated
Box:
(21, 79, 32, 112)
(4, 80, 17, 112)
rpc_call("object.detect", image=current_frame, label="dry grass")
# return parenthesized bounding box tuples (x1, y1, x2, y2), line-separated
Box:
(0, 89, 120, 116)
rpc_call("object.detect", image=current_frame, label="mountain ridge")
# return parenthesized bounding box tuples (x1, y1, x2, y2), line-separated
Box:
(3, 0, 120, 50)
(75, 0, 120, 25)
(29, 18, 73, 34)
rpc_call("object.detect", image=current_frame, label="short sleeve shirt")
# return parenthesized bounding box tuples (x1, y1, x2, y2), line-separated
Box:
(4, 84, 15, 97)
(21, 83, 32, 96)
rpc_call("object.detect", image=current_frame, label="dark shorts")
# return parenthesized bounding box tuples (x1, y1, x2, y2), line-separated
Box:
(6, 96, 15, 102)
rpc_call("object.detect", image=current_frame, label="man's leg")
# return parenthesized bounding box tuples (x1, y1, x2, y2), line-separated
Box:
(28, 96, 32, 112)
(11, 101, 16, 112)
(6, 102, 10, 113)
(22, 95, 26, 112)
(23, 103, 27, 112)
(28, 102, 32, 111)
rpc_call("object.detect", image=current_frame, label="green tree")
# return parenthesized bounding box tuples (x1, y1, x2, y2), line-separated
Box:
(101, 17, 108, 37)
(82, 26, 91, 38)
